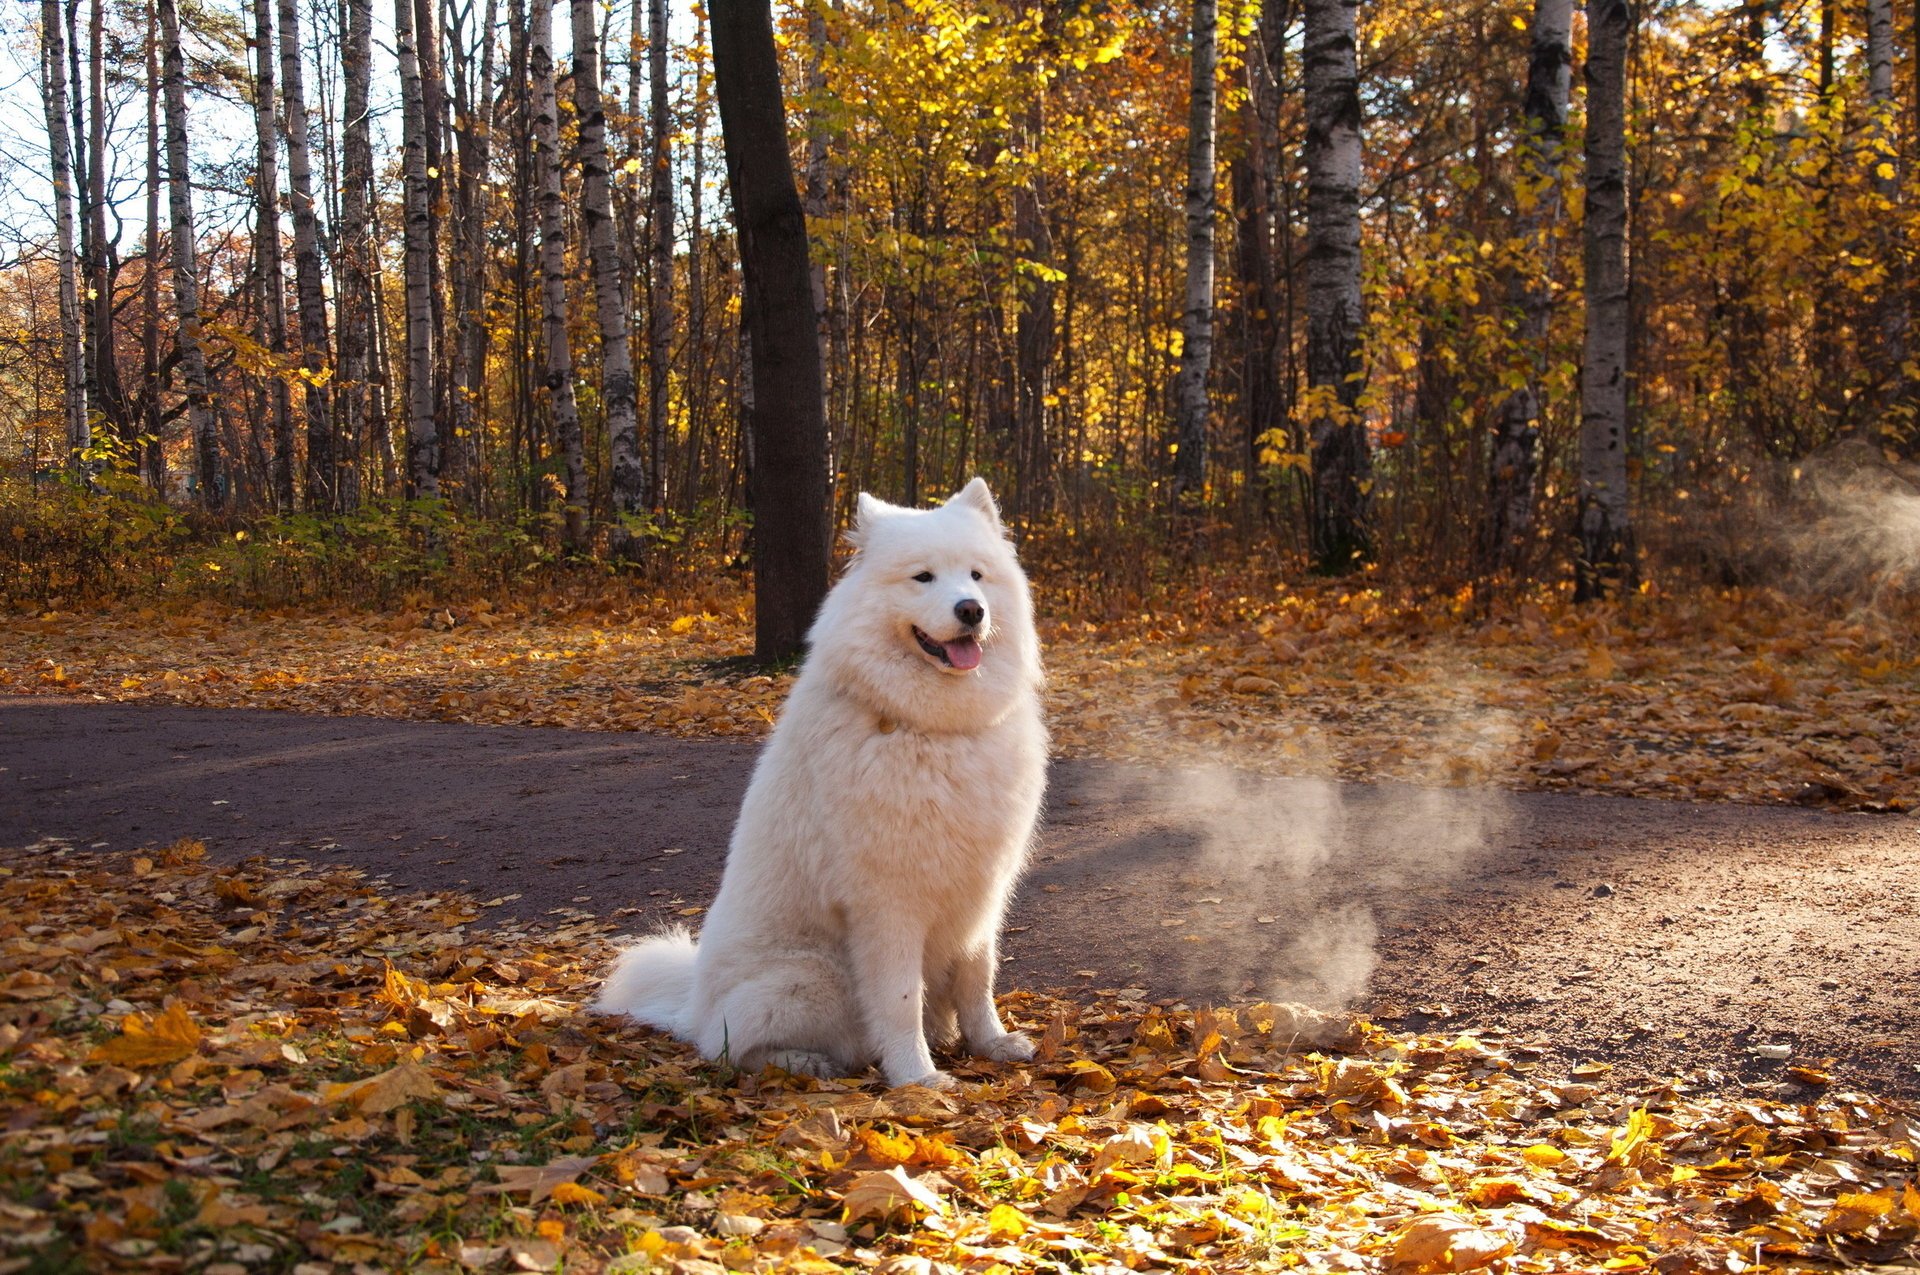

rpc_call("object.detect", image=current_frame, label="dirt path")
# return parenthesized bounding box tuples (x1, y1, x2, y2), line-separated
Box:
(4, 696, 1915, 1102)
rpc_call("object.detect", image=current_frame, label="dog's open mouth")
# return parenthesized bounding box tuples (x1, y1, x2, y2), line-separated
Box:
(913, 626, 982, 671)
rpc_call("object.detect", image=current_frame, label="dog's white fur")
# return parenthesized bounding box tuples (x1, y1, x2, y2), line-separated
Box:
(594, 478, 1047, 1088)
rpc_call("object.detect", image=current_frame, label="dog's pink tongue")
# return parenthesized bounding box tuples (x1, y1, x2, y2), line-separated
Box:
(944, 636, 982, 670)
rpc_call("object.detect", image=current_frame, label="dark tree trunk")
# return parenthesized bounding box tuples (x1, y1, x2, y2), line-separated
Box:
(336, 0, 374, 507)
(1482, 0, 1573, 570)
(250, 0, 296, 509)
(712, 0, 832, 663)
(1232, 0, 1288, 513)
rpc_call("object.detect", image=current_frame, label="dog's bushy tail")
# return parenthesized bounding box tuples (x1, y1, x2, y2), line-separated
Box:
(593, 926, 697, 1035)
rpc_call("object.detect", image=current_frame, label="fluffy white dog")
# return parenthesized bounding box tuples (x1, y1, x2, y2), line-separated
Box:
(595, 478, 1048, 1089)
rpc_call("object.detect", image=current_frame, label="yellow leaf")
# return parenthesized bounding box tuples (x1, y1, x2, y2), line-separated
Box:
(89, 1003, 203, 1068)
(548, 1181, 607, 1207)
(1605, 1108, 1657, 1166)
(1822, 1189, 1896, 1235)
(1521, 1143, 1567, 1168)
(670, 615, 698, 634)
(859, 1127, 917, 1166)
(985, 1202, 1028, 1239)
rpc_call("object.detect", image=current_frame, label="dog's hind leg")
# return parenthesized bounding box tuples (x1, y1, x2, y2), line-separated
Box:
(702, 949, 864, 1079)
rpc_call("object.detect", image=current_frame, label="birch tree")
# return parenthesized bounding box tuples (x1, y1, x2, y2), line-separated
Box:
(158, 0, 220, 508)
(1865, 0, 1908, 424)
(570, 0, 645, 522)
(278, 0, 335, 508)
(41, 0, 88, 468)
(395, 0, 438, 495)
(712, 0, 831, 662)
(1483, 0, 1574, 569)
(1303, 0, 1370, 570)
(531, 0, 587, 548)
(336, 0, 373, 508)
(1574, 0, 1635, 601)
(1170, 0, 1219, 508)
(646, 0, 675, 514)
(249, 0, 295, 508)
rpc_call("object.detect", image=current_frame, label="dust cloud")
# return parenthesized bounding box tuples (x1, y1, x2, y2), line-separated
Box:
(1792, 447, 1920, 598)
(1116, 709, 1516, 1011)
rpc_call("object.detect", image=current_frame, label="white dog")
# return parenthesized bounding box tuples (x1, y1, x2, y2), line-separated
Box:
(595, 478, 1048, 1089)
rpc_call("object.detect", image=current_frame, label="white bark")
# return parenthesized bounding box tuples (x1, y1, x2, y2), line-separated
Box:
(1170, 0, 1218, 506)
(395, 0, 438, 495)
(158, 0, 220, 508)
(1304, 0, 1370, 567)
(531, 0, 587, 546)
(1865, 0, 1908, 402)
(278, 0, 335, 508)
(1575, 0, 1634, 600)
(571, 0, 645, 518)
(41, 0, 88, 467)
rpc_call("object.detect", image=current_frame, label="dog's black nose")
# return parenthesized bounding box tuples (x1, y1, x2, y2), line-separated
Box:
(955, 599, 985, 627)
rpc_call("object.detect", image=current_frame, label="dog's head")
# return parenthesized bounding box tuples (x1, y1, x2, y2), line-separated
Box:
(809, 478, 1041, 731)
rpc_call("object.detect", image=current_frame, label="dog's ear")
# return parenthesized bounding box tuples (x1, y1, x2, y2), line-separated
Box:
(846, 492, 887, 550)
(947, 476, 1001, 525)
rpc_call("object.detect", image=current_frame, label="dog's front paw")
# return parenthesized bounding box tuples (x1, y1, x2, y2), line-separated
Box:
(890, 1068, 957, 1091)
(976, 1031, 1035, 1063)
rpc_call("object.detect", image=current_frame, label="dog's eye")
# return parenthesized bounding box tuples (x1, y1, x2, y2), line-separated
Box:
(970, 570, 982, 581)
(913, 571, 933, 583)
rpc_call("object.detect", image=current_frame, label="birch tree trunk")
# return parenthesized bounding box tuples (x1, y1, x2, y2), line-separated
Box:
(1482, 0, 1573, 569)
(158, 0, 220, 508)
(646, 0, 676, 513)
(250, 0, 295, 509)
(395, 0, 439, 496)
(571, 0, 645, 522)
(1170, 0, 1219, 508)
(1866, 0, 1909, 429)
(1303, 0, 1370, 570)
(712, 0, 831, 662)
(531, 0, 587, 548)
(278, 0, 336, 509)
(1574, 0, 1635, 601)
(41, 0, 88, 469)
(336, 0, 373, 507)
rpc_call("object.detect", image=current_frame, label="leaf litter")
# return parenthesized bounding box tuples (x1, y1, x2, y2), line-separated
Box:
(2, 838, 1916, 1273)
